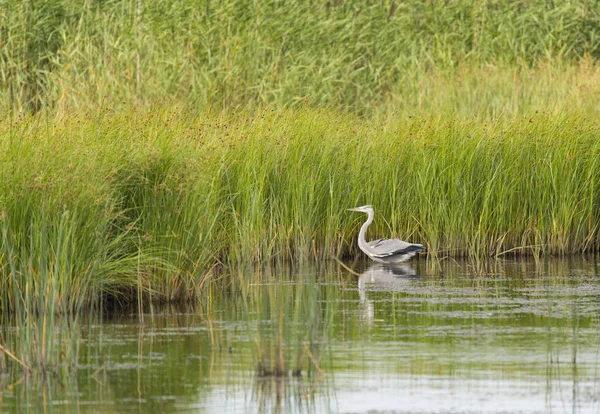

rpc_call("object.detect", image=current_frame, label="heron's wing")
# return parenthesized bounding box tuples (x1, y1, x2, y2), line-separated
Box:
(368, 238, 424, 258)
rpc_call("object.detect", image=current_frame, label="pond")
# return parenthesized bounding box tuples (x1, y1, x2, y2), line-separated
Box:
(2, 258, 600, 413)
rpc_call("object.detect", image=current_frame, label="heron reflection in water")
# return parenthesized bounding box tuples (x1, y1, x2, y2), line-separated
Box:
(358, 263, 421, 322)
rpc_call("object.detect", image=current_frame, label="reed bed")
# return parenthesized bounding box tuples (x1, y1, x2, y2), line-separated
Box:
(3, 0, 600, 381)
(2, 0, 600, 115)
(1, 108, 599, 311)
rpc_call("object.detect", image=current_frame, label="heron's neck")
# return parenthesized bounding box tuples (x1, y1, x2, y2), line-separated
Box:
(358, 210, 374, 249)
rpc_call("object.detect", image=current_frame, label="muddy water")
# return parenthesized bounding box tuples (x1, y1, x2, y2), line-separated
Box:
(2, 258, 600, 413)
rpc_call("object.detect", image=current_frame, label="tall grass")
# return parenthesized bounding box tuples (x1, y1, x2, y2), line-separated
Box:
(3, 0, 600, 383)
(1, 108, 599, 311)
(2, 0, 600, 114)
(0, 174, 137, 374)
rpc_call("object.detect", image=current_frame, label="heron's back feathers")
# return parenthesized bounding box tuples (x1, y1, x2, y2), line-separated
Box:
(367, 238, 424, 258)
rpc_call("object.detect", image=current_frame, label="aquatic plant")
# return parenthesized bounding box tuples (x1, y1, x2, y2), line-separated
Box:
(1, 108, 599, 310)
(2, 0, 600, 397)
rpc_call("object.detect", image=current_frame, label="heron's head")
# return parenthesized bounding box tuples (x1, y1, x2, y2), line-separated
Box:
(347, 205, 374, 214)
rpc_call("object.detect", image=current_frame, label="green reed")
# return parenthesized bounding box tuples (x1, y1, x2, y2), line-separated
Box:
(2, 0, 600, 115)
(3, 0, 600, 385)
(1, 108, 600, 310)
(0, 192, 133, 374)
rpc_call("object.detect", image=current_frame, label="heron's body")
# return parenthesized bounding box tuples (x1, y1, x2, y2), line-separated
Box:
(348, 205, 424, 263)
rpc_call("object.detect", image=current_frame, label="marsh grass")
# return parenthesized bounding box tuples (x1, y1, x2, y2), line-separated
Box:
(2, 0, 600, 115)
(0, 108, 598, 373)
(0, 203, 113, 375)
(1, 108, 599, 311)
(3, 0, 600, 392)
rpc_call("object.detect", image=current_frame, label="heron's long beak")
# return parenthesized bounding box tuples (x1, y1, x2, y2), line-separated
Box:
(347, 207, 361, 212)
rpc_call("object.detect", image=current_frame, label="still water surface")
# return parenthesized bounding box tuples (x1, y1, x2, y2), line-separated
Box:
(3, 258, 600, 413)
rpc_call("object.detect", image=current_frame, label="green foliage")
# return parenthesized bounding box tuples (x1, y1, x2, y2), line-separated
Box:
(2, 0, 600, 113)
(0, 108, 599, 313)
(3, 0, 600, 380)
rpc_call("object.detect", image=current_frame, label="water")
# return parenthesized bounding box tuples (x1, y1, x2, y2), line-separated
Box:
(2, 258, 600, 413)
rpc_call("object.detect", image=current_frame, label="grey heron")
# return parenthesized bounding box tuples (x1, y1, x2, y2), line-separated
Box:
(348, 205, 424, 263)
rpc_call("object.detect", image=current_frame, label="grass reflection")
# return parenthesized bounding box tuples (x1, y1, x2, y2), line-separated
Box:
(252, 375, 330, 414)
(229, 264, 340, 377)
(0, 258, 599, 413)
